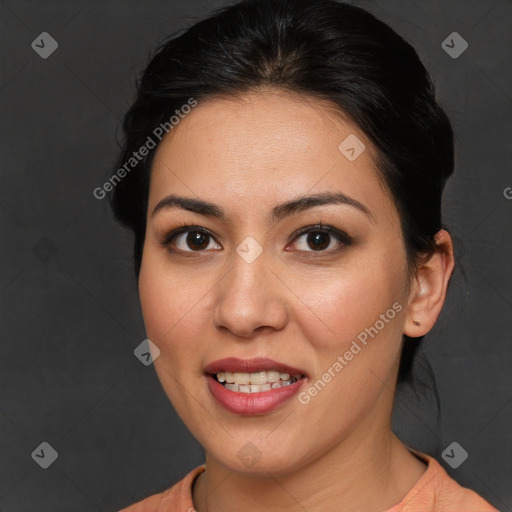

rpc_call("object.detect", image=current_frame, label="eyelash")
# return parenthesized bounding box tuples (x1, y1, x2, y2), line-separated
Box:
(159, 222, 353, 257)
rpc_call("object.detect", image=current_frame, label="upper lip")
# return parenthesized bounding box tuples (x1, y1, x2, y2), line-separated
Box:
(204, 357, 308, 377)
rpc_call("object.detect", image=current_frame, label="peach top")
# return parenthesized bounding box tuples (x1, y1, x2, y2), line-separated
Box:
(118, 450, 498, 512)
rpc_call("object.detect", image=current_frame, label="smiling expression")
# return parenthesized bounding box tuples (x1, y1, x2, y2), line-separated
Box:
(138, 89, 413, 475)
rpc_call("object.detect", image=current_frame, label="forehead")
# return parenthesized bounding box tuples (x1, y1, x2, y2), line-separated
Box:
(148, 90, 393, 222)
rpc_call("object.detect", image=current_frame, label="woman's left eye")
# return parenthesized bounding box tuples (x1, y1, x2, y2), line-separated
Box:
(288, 224, 352, 253)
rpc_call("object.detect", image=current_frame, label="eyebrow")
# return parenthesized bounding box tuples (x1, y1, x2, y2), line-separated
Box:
(151, 191, 373, 223)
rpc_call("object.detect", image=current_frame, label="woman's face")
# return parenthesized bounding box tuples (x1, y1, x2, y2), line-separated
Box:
(139, 90, 412, 474)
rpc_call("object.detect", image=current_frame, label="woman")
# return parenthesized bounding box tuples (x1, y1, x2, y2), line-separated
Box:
(110, 0, 498, 510)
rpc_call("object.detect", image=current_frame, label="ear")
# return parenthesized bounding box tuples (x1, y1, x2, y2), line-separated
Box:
(404, 229, 455, 337)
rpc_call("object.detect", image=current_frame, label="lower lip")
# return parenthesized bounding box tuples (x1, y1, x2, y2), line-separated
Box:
(206, 374, 306, 415)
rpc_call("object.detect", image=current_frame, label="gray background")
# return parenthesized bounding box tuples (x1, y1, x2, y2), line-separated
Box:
(1, 0, 511, 510)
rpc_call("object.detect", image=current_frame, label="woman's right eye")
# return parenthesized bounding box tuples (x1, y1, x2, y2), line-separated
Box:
(161, 226, 222, 253)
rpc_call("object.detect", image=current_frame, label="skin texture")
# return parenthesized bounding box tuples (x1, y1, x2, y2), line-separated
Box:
(138, 89, 455, 512)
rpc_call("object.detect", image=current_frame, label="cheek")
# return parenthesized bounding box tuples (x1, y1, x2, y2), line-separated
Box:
(138, 257, 212, 413)
(290, 252, 406, 355)
(292, 264, 405, 431)
(138, 253, 211, 354)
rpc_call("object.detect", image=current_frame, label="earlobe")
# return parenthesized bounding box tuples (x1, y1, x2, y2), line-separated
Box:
(404, 229, 455, 338)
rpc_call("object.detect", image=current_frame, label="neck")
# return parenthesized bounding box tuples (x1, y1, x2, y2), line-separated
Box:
(193, 420, 427, 512)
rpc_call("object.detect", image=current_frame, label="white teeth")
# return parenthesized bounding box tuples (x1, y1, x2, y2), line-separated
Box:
(249, 371, 267, 385)
(216, 370, 301, 385)
(267, 371, 280, 382)
(215, 370, 303, 393)
(234, 373, 250, 385)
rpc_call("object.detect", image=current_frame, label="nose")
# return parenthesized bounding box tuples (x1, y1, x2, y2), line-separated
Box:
(212, 249, 289, 339)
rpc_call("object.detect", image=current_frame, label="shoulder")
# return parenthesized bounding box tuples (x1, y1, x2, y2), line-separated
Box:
(428, 454, 498, 511)
(117, 465, 206, 512)
(388, 450, 498, 512)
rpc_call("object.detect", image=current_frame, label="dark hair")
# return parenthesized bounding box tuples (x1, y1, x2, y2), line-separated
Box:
(108, 0, 455, 381)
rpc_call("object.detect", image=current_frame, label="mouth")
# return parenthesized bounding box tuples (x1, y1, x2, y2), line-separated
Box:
(204, 357, 308, 415)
